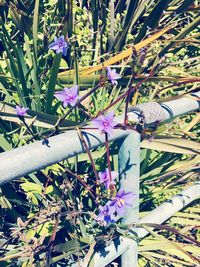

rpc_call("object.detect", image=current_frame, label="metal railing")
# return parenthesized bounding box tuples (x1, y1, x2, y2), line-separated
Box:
(0, 91, 199, 267)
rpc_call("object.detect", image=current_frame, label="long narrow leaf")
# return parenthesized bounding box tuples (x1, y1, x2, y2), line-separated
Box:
(45, 54, 62, 113)
(33, 0, 40, 60)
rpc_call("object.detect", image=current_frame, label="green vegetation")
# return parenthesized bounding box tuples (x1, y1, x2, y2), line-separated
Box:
(0, 0, 199, 266)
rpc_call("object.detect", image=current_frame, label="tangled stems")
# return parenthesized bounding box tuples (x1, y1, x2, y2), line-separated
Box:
(76, 127, 100, 199)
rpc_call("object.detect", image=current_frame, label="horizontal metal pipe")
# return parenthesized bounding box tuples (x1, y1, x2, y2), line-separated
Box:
(89, 183, 200, 267)
(0, 92, 199, 184)
(0, 128, 132, 185)
(138, 183, 200, 237)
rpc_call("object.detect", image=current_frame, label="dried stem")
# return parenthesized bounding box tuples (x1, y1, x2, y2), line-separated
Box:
(46, 214, 61, 266)
(96, 61, 158, 119)
(64, 166, 96, 200)
(105, 133, 112, 183)
(20, 117, 36, 139)
(76, 127, 100, 197)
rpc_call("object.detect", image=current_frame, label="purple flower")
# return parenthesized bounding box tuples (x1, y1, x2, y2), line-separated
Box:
(15, 105, 29, 116)
(110, 189, 136, 216)
(96, 203, 116, 225)
(99, 168, 118, 190)
(106, 67, 121, 85)
(49, 35, 68, 56)
(91, 111, 118, 136)
(54, 85, 80, 107)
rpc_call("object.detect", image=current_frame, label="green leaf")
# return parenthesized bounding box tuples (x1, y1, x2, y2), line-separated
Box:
(45, 53, 62, 113)
(21, 182, 43, 193)
(0, 134, 12, 151)
(37, 221, 53, 236)
(24, 34, 41, 111)
(115, 0, 151, 50)
(0, 191, 12, 209)
(141, 136, 200, 154)
(0, 33, 25, 105)
(159, 15, 200, 57)
(26, 229, 36, 241)
(0, 23, 30, 106)
(33, 0, 40, 60)
(135, 0, 172, 43)
(0, 102, 76, 128)
(55, 239, 86, 253)
(45, 185, 54, 194)
(170, 217, 200, 226)
(79, 218, 90, 239)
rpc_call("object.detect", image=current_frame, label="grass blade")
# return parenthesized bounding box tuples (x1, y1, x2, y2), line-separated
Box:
(135, 0, 172, 43)
(45, 53, 62, 113)
(33, 0, 40, 60)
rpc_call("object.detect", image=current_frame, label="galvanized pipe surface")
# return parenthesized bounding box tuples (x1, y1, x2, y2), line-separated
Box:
(118, 133, 140, 267)
(137, 182, 200, 237)
(0, 128, 132, 184)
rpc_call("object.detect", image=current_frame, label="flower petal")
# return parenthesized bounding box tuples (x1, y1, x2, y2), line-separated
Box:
(116, 205, 126, 216)
(111, 80, 118, 85)
(63, 100, 69, 108)
(54, 91, 66, 101)
(104, 126, 114, 136)
(111, 171, 118, 180)
(64, 87, 70, 93)
(15, 105, 21, 113)
(105, 111, 115, 123)
(91, 119, 103, 128)
(69, 98, 78, 107)
(62, 47, 67, 56)
(70, 85, 78, 96)
(99, 171, 106, 182)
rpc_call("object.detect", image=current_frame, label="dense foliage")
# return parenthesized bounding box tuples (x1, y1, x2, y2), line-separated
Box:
(0, 0, 200, 266)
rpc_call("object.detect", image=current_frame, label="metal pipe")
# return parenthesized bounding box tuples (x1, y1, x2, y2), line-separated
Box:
(0, 92, 199, 184)
(129, 92, 200, 124)
(138, 182, 200, 237)
(0, 128, 132, 185)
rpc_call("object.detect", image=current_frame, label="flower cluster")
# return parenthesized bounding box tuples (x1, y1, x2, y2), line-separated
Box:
(91, 111, 135, 224)
(96, 189, 135, 225)
(15, 36, 134, 228)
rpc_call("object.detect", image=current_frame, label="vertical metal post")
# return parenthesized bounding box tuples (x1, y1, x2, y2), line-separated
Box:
(118, 132, 140, 267)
